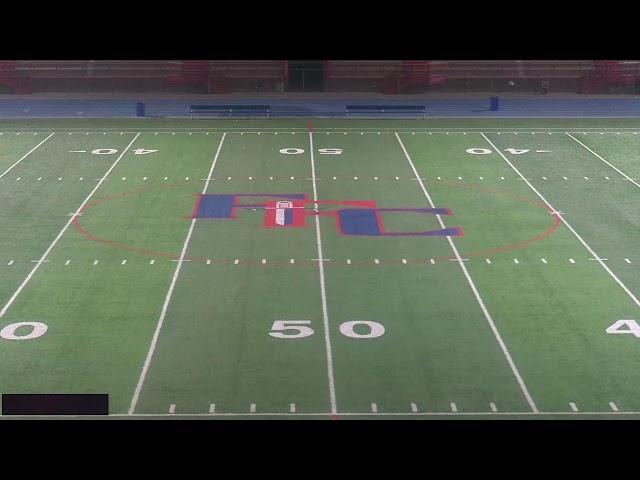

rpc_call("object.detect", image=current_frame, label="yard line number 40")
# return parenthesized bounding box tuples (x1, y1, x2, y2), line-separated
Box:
(466, 148, 532, 155)
(606, 320, 640, 338)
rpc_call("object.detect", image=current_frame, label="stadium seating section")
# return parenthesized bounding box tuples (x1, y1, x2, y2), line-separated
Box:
(324, 60, 640, 94)
(1, 60, 639, 94)
(0, 61, 288, 94)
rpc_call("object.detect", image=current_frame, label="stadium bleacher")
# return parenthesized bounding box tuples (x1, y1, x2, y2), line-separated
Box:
(0, 60, 288, 94)
(1, 60, 639, 95)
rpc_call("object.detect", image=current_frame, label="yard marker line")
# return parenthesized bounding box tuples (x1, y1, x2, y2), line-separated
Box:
(625, 258, 632, 264)
(0, 133, 140, 323)
(569, 258, 575, 264)
(566, 132, 640, 190)
(513, 258, 519, 264)
(450, 403, 458, 413)
(609, 402, 619, 412)
(370, 403, 378, 413)
(7, 260, 14, 266)
(209, 403, 216, 413)
(169, 404, 175, 414)
(121, 259, 127, 265)
(290, 403, 296, 413)
(481, 133, 640, 311)
(396, 132, 538, 413)
(308, 129, 338, 415)
(65, 260, 70, 266)
(206, 259, 211, 265)
(128, 133, 226, 415)
(485, 258, 491, 264)
(541, 258, 547, 264)
(569, 402, 578, 412)
(410, 403, 418, 412)
(250, 403, 256, 413)
(402, 258, 407, 264)
(93, 260, 99, 265)
(490, 402, 498, 412)
(149, 259, 155, 265)
(0, 132, 54, 179)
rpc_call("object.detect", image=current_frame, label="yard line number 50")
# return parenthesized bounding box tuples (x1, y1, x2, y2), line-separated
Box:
(270, 320, 385, 339)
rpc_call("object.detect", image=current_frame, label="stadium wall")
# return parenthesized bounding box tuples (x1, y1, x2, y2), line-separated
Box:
(0, 96, 639, 118)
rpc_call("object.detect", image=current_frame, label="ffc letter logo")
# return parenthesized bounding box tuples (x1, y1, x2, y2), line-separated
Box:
(192, 193, 462, 238)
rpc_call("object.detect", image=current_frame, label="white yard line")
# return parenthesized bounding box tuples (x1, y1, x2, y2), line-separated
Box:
(128, 133, 227, 415)
(565, 132, 640, 190)
(481, 133, 640, 310)
(0, 133, 140, 321)
(308, 131, 338, 415)
(395, 132, 538, 413)
(0, 132, 54, 179)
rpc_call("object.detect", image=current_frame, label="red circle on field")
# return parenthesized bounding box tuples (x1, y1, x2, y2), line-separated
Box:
(72, 181, 561, 265)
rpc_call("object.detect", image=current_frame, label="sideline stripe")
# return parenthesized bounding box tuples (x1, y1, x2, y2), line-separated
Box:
(395, 132, 538, 413)
(18, 410, 640, 418)
(308, 128, 338, 415)
(128, 133, 227, 414)
(482, 132, 640, 310)
(0, 132, 54, 179)
(0, 133, 140, 322)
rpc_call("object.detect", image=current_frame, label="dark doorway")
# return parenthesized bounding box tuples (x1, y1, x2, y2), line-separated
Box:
(287, 61, 324, 92)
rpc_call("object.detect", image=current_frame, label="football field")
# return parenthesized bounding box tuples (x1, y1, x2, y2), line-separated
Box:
(1, 117, 640, 419)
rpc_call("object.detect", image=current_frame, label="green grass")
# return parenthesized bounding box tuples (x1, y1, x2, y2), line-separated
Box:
(1, 118, 640, 419)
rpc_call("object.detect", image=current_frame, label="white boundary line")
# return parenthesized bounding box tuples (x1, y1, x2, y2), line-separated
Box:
(565, 132, 640, 190)
(4, 127, 640, 133)
(0, 133, 140, 321)
(394, 132, 538, 413)
(481, 132, 640, 309)
(0, 132, 54, 179)
(308, 130, 338, 415)
(128, 133, 227, 414)
(4, 410, 640, 418)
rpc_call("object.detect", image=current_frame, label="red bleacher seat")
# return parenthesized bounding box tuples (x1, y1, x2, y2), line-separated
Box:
(0, 61, 32, 94)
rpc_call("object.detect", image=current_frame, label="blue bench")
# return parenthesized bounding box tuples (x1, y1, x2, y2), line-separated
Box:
(190, 104, 270, 118)
(345, 105, 426, 117)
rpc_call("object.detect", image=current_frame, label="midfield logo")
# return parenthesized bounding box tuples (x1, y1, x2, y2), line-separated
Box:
(192, 193, 462, 237)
